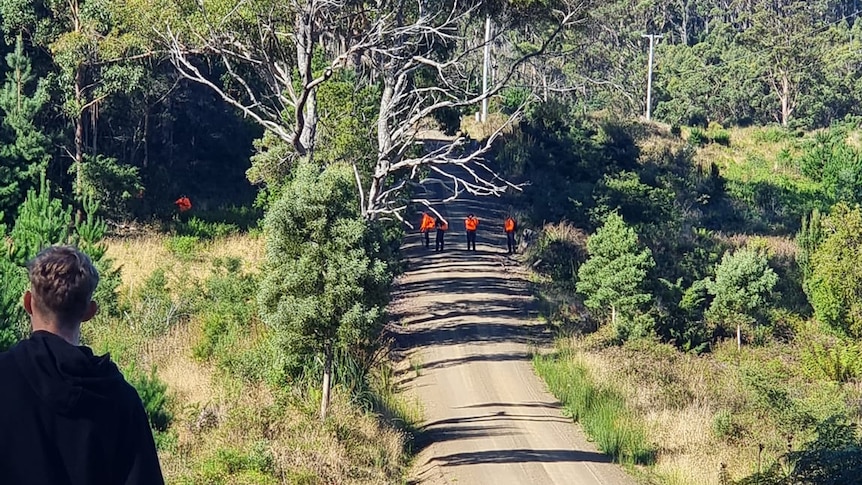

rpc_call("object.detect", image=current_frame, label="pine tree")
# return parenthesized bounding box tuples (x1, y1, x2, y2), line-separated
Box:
(258, 161, 391, 419)
(9, 173, 72, 266)
(0, 209, 27, 351)
(576, 212, 655, 340)
(705, 247, 778, 348)
(0, 34, 50, 217)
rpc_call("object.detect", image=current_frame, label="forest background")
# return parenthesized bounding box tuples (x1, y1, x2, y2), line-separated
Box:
(2, 0, 862, 484)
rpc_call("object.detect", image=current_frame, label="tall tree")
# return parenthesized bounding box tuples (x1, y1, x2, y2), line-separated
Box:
(0, 34, 50, 216)
(705, 246, 777, 348)
(577, 212, 655, 339)
(258, 161, 390, 418)
(0, 0, 150, 195)
(738, 0, 828, 126)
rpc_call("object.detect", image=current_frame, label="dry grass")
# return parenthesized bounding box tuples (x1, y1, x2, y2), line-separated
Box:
(90, 233, 411, 484)
(105, 234, 265, 295)
(460, 112, 515, 141)
(558, 337, 802, 485)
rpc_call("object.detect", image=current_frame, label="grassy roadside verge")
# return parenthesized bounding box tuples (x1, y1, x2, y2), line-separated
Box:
(533, 348, 654, 466)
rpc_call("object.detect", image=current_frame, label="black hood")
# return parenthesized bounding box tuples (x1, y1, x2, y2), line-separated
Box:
(12, 331, 127, 416)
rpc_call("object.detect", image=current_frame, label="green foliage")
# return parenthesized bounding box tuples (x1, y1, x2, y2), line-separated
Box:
(180, 217, 239, 239)
(127, 268, 184, 337)
(705, 247, 778, 339)
(738, 416, 862, 485)
(0, 173, 119, 337)
(799, 126, 862, 204)
(78, 154, 143, 220)
(797, 208, 823, 293)
(801, 339, 862, 383)
(753, 126, 794, 143)
(0, 254, 27, 350)
(9, 173, 72, 265)
(191, 443, 277, 485)
(164, 235, 200, 261)
(576, 212, 655, 340)
(590, 171, 678, 241)
(710, 129, 731, 146)
(688, 127, 708, 146)
(191, 258, 258, 374)
(76, 193, 122, 317)
(0, 34, 49, 218)
(258, 161, 391, 380)
(711, 409, 740, 441)
(500, 87, 531, 114)
(125, 362, 173, 432)
(533, 352, 655, 465)
(660, 277, 712, 354)
(742, 365, 815, 433)
(807, 203, 862, 337)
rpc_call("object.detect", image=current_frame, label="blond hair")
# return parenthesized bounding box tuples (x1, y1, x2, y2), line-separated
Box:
(27, 245, 99, 323)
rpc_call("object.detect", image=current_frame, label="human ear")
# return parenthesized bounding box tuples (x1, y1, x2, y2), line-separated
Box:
(23, 291, 33, 316)
(81, 301, 99, 322)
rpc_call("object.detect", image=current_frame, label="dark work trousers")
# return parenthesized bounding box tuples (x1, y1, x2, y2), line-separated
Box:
(423, 231, 430, 248)
(436, 230, 445, 251)
(506, 231, 516, 254)
(466, 230, 477, 251)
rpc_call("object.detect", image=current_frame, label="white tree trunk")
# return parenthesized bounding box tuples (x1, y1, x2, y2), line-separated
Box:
(320, 344, 333, 419)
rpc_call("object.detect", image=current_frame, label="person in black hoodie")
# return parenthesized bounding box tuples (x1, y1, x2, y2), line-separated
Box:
(0, 245, 164, 485)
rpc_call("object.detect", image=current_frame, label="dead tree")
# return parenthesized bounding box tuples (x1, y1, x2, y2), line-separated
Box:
(159, 0, 379, 162)
(157, 0, 587, 220)
(357, 1, 586, 223)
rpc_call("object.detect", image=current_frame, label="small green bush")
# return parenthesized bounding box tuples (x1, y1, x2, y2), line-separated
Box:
(182, 217, 240, 240)
(710, 129, 731, 146)
(192, 259, 258, 369)
(753, 126, 792, 143)
(195, 443, 277, 485)
(128, 268, 186, 337)
(688, 127, 708, 146)
(711, 409, 740, 441)
(801, 339, 862, 383)
(165, 235, 200, 261)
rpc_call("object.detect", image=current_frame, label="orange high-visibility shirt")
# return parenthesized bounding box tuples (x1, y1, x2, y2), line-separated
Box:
(465, 217, 478, 231)
(505, 218, 516, 233)
(420, 213, 435, 232)
(175, 197, 192, 212)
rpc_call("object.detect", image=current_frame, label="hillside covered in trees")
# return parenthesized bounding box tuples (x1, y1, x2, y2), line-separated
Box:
(2, 0, 862, 484)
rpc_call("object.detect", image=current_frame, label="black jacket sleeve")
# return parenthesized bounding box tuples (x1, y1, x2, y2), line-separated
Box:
(124, 394, 165, 485)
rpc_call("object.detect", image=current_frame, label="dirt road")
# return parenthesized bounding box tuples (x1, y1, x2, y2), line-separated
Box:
(390, 192, 636, 485)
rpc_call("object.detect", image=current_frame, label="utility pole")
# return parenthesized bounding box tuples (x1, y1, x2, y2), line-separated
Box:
(481, 14, 492, 122)
(642, 33, 663, 121)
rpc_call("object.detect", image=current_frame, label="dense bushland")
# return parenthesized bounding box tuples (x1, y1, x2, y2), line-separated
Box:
(498, 104, 862, 483)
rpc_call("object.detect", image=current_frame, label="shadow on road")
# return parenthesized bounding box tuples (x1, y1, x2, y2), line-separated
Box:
(432, 449, 614, 467)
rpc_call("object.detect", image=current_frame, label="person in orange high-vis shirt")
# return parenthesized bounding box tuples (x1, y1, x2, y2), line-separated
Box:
(464, 214, 479, 251)
(419, 212, 435, 248)
(174, 196, 192, 212)
(504, 215, 517, 254)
